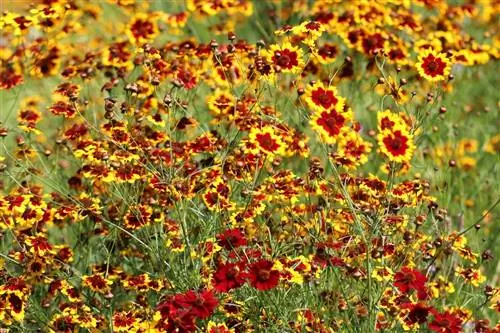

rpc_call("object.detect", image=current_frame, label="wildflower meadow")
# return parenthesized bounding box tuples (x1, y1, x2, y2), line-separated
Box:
(0, 0, 499, 332)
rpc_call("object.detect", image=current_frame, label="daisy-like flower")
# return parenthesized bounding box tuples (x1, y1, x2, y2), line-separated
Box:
(378, 127, 415, 163)
(310, 107, 353, 145)
(126, 13, 159, 44)
(393, 266, 428, 300)
(416, 49, 452, 82)
(248, 126, 286, 156)
(82, 274, 113, 294)
(334, 131, 372, 169)
(303, 81, 345, 113)
(291, 20, 325, 46)
(377, 109, 408, 132)
(112, 311, 138, 332)
(247, 259, 280, 291)
(262, 42, 304, 74)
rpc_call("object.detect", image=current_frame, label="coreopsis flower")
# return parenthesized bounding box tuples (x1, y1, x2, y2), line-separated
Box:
(124, 205, 153, 230)
(206, 321, 235, 333)
(303, 81, 344, 113)
(378, 127, 415, 163)
(399, 302, 433, 331)
(310, 106, 353, 145)
(126, 13, 159, 44)
(377, 109, 408, 132)
(247, 259, 280, 291)
(112, 311, 139, 332)
(248, 126, 286, 156)
(393, 266, 428, 300)
(203, 177, 233, 211)
(178, 289, 219, 319)
(262, 42, 304, 74)
(291, 20, 325, 46)
(48, 101, 77, 118)
(428, 309, 464, 333)
(101, 41, 134, 70)
(334, 131, 372, 169)
(82, 273, 113, 294)
(212, 262, 246, 292)
(217, 229, 247, 250)
(416, 49, 452, 82)
(455, 266, 486, 287)
(25, 234, 54, 256)
(313, 42, 339, 64)
(0, 65, 24, 90)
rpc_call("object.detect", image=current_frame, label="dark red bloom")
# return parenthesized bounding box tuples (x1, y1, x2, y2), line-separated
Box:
(212, 262, 246, 292)
(382, 130, 410, 157)
(247, 259, 280, 291)
(316, 110, 346, 137)
(174, 289, 218, 320)
(272, 49, 299, 70)
(421, 54, 447, 78)
(428, 310, 463, 333)
(394, 267, 428, 300)
(311, 87, 338, 110)
(217, 229, 247, 250)
(401, 302, 433, 326)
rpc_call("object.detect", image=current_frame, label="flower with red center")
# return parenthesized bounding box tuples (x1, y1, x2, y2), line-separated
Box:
(176, 289, 219, 320)
(113, 311, 137, 332)
(377, 110, 407, 132)
(248, 126, 286, 156)
(203, 177, 233, 211)
(400, 302, 433, 330)
(177, 67, 198, 89)
(428, 309, 464, 333)
(304, 81, 344, 113)
(314, 43, 338, 64)
(212, 262, 246, 292)
(334, 131, 372, 169)
(25, 235, 53, 256)
(417, 49, 452, 81)
(311, 107, 352, 144)
(126, 13, 159, 44)
(378, 127, 415, 163)
(207, 322, 234, 333)
(247, 259, 280, 291)
(263, 42, 304, 74)
(82, 274, 113, 294)
(217, 229, 247, 250)
(393, 267, 428, 300)
(48, 101, 76, 118)
(124, 205, 152, 230)
(0, 66, 24, 90)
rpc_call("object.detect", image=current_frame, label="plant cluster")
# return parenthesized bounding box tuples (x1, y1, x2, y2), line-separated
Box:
(0, 0, 499, 332)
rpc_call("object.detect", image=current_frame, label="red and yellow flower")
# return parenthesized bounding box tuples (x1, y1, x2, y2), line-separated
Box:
(416, 49, 452, 81)
(262, 42, 305, 74)
(378, 125, 415, 163)
(248, 126, 286, 156)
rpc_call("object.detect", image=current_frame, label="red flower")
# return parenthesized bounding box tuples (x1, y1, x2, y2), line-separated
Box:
(175, 289, 218, 320)
(247, 259, 280, 291)
(212, 262, 246, 292)
(382, 130, 410, 156)
(394, 267, 428, 300)
(421, 54, 447, 77)
(428, 310, 463, 333)
(401, 302, 433, 327)
(217, 229, 247, 250)
(311, 87, 338, 110)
